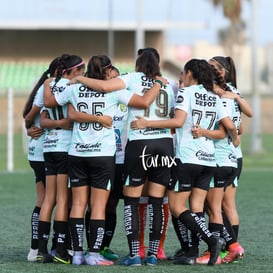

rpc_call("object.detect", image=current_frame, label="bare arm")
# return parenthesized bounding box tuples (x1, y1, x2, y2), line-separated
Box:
(43, 79, 111, 125)
(27, 126, 44, 139)
(69, 75, 126, 92)
(128, 79, 167, 109)
(68, 104, 112, 128)
(40, 110, 73, 130)
(130, 109, 187, 130)
(222, 91, 253, 118)
(70, 74, 168, 109)
(220, 116, 240, 147)
(43, 78, 58, 108)
(24, 105, 41, 129)
(191, 123, 226, 140)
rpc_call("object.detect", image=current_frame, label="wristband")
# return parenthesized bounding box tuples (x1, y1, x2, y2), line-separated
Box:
(155, 79, 163, 88)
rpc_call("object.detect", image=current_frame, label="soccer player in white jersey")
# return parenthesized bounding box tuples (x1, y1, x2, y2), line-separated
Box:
(130, 59, 240, 265)
(190, 66, 242, 264)
(36, 54, 85, 264)
(98, 66, 127, 260)
(43, 54, 167, 266)
(136, 48, 176, 261)
(64, 51, 173, 266)
(23, 57, 60, 262)
(208, 56, 252, 263)
(84, 66, 126, 261)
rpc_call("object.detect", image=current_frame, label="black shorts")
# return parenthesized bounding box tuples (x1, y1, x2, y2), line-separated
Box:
(29, 161, 45, 184)
(169, 159, 215, 192)
(212, 166, 237, 190)
(236, 157, 243, 180)
(68, 155, 115, 190)
(110, 164, 125, 199)
(124, 138, 174, 187)
(44, 152, 68, 176)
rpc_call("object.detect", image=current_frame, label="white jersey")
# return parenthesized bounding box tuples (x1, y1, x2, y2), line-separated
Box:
(113, 103, 128, 164)
(175, 84, 227, 166)
(228, 83, 243, 159)
(214, 97, 238, 167)
(42, 78, 72, 153)
(54, 83, 133, 157)
(27, 85, 45, 161)
(119, 72, 175, 141)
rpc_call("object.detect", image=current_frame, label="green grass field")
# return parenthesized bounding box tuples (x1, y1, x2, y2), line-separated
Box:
(0, 169, 273, 272)
(0, 134, 273, 272)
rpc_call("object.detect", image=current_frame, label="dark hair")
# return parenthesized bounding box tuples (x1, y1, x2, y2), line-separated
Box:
(184, 59, 214, 91)
(210, 56, 237, 88)
(211, 65, 232, 91)
(111, 65, 120, 75)
(85, 55, 112, 80)
(135, 50, 161, 78)
(211, 65, 232, 92)
(52, 54, 84, 89)
(22, 56, 60, 118)
(137, 47, 160, 63)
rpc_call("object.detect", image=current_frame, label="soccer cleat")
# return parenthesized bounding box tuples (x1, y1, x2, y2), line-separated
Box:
(219, 250, 229, 259)
(72, 252, 86, 265)
(167, 248, 186, 260)
(53, 252, 71, 264)
(36, 251, 53, 263)
(208, 238, 225, 266)
(157, 247, 167, 260)
(144, 254, 157, 266)
(100, 246, 119, 260)
(119, 255, 142, 266)
(196, 251, 221, 265)
(173, 256, 196, 265)
(27, 248, 38, 262)
(85, 252, 113, 266)
(222, 243, 245, 263)
(139, 246, 147, 259)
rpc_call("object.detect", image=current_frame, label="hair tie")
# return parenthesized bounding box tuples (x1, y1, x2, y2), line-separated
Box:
(63, 61, 85, 74)
(102, 63, 112, 69)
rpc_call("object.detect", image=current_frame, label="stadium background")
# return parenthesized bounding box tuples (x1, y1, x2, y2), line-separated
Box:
(0, 0, 272, 138)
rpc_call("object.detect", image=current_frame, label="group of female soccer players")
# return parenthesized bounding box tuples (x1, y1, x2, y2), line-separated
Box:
(23, 48, 252, 267)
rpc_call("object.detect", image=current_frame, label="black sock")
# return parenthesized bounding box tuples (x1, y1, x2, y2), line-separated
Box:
(54, 220, 68, 257)
(102, 197, 119, 249)
(85, 209, 91, 249)
(178, 210, 215, 247)
(208, 222, 223, 239)
(102, 213, 116, 248)
(147, 196, 163, 256)
(88, 219, 105, 253)
(222, 212, 237, 248)
(124, 196, 140, 256)
(51, 221, 56, 252)
(172, 215, 189, 252)
(187, 212, 204, 257)
(69, 218, 84, 252)
(31, 206, 40, 249)
(66, 208, 72, 250)
(232, 225, 239, 240)
(38, 220, 51, 253)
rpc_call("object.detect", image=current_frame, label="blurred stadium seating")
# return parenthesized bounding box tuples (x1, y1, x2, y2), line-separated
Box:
(0, 61, 135, 96)
(0, 61, 48, 95)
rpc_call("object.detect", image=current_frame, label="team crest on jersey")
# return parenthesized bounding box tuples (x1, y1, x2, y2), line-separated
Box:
(119, 104, 127, 112)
